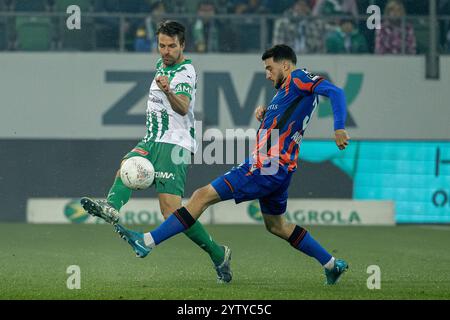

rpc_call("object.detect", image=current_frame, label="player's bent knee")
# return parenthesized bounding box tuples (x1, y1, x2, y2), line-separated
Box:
(262, 213, 293, 239)
(192, 185, 216, 204)
(159, 198, 182, 219)
(265, 224, 283, 237)
(188, 185, 220, 213)
(191, 187, 209, 205)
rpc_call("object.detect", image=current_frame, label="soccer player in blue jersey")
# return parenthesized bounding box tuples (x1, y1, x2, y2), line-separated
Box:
(112, 44, 351, 285)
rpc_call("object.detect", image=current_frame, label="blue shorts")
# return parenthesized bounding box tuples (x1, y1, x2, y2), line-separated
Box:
(211, 162, 293, 215)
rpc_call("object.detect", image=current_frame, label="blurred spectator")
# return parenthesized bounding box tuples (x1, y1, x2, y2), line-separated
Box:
(0, 1, 6, 50)
(326, 18, 369, 53)
(13, 0, 50, 11)
(397, 0, 428, 15)
(234, 0, 269, 14)
(0, 0, 14, 50)
(312, 0, 358, 33)
(439, 0, 450, 53)
(266, 0, 300, 14)
(94, 0, 151, 50)
(192, 1, 219, 52)
(230, 0, 268, 52)
(272, 0, 325, 54)
(93, 0, 125, 49)
(149, 0, 191, 50)
(367, 0, 429, 15)
(135, 1, 166, 52)
(312, 0, 358, 17)
(163, 0, 189, 14)
(1, 0, 12, 10)
(447, 29, 450, 53)
(214, 0, 237, 14)
(210, 0, 241, 52)
(134, 27, 151, 52)
(375, 0, 417, 54)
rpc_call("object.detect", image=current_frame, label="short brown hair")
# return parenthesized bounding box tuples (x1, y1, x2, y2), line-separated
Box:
(156, 20, 186, 45)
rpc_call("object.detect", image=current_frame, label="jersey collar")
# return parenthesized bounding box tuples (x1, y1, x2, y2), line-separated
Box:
(281, 73, 292, 89)
(162, 59, 192, 71)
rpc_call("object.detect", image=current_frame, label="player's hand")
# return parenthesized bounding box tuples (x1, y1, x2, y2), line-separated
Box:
(335, 129, 350, 150)
(254, 105, 266, 122)
(156, 76, 171, 94)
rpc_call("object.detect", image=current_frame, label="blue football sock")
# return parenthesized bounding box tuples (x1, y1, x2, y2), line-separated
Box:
(298, 233, 333, 265)
(150, 207, 196, 245)
(289, 226, 332, 266)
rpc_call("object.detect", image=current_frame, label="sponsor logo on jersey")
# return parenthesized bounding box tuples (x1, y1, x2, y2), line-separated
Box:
(131, 148, 149, 156)
(155, 171, 175, 180)
(291, 131, 303, 145)
(149, 94, 164, 104)
(301, 68, 321, 81)
(174, 83, 193, 95)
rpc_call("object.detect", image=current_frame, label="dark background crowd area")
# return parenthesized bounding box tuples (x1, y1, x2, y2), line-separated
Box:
(0, 0, 449, 54)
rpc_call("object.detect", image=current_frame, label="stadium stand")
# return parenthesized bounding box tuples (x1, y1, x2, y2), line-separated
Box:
(15, 16, 51, 50)
(13, 0, 48, 11)
(54, 0, 94, 50)
(0, 0, 447, 53)
(0, 20, 5, 51)
(0, 0, 5, 50)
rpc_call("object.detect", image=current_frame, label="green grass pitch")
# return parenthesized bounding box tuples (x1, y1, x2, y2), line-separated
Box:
(1, 224, 449, 299)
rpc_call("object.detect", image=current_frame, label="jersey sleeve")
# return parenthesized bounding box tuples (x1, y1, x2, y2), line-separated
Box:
(291, 68, 325, 96)
(171, 66, 196, 100)
(314, 80, 347, 130)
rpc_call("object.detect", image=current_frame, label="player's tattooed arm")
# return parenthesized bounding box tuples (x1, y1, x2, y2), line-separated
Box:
(254, 105, 267, 122)
(156, 76, 190, 116)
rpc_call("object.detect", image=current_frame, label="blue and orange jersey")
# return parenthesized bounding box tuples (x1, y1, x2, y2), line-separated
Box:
(251, 68, 346, 172)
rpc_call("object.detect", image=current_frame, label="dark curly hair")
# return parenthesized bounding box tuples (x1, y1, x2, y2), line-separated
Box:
(262, 44, 297, 65)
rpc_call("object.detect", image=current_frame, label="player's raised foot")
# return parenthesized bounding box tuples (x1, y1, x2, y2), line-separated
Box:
(325, 259, 349, 285)
(80, 197, 119, 224)
(114, 224, 151, 258)
(214, 246, 233, 284)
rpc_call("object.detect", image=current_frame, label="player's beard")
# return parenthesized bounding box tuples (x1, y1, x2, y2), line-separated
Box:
(274, 73, 285, 89)
(163, 51, 182, 67)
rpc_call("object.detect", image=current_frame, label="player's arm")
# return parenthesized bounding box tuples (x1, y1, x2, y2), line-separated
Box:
(165, 90, 190, 116)
(313, 80, 350, 150)
(156, 76, 190, 116)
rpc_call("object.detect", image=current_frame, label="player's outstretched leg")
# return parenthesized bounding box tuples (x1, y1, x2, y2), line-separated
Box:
(183, 221, 232, 283)
(213, 245, 232, 283)
(81, 173, 131, 224)
(324, 259, 348, 285)
(80, 197, 120, 224)
(114, 223, 151, 258)
(159, 193, 232, 283)
(113, 185, 233, 282)
(262, 214, 348, 285)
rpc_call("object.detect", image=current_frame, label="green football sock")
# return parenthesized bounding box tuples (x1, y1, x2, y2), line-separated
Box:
(184, 221, 225, 265)
(106, 176, 132, 211)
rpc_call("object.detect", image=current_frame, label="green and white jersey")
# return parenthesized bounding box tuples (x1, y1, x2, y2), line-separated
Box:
(143, 58, 197, 153)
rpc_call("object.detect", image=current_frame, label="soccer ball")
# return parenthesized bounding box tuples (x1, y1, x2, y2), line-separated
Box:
(120, 156, 155, 190)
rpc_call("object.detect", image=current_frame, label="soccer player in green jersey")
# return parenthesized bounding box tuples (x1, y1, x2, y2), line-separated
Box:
(81, 21, 232, 283)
